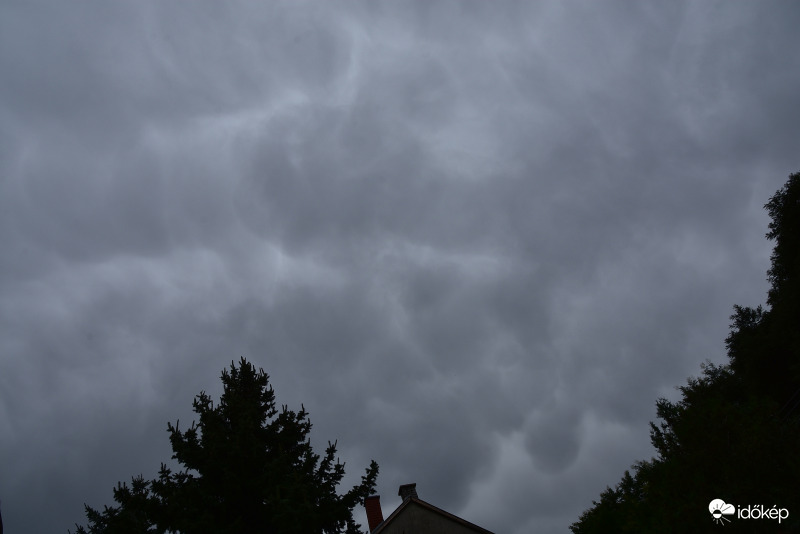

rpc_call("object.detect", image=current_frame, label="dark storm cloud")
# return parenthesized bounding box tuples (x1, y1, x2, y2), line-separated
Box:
(1, 2, 799, 533)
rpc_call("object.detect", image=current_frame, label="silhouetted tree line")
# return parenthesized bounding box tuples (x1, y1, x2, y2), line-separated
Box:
(571, 172, 800, 533)
(72, 359, 378, 534)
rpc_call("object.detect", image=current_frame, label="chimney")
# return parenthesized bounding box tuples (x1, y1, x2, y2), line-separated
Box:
(398, 483, 418, 501)
(365, 495, 384, 532)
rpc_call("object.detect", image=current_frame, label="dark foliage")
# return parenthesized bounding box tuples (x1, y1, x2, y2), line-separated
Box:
(73, 358, 378, 534)
(571, 172, 800, 533)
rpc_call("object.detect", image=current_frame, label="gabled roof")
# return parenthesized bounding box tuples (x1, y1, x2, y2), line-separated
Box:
(371, 496, 494, 534)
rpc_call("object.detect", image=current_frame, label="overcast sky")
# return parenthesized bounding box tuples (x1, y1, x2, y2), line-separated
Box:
(1, 2, 799, 533)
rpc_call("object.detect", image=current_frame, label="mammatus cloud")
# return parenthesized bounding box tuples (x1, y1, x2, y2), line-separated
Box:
(1, 2, 799, 533)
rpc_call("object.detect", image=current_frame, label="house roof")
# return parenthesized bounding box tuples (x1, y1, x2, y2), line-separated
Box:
(371, 496, 495, 534)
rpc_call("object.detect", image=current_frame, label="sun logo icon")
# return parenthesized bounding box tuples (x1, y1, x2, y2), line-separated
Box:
(709, 499, 736, 525)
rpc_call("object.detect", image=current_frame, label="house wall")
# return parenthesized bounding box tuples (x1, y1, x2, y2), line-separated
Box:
(380, 503, 483, 534)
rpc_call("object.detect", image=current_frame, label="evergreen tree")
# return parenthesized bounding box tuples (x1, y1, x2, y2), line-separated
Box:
(73, 476, 157, 534)
(74, 358, 378, 534)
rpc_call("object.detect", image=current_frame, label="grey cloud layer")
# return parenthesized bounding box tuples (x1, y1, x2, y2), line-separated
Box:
(1, 2, 799, 533)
